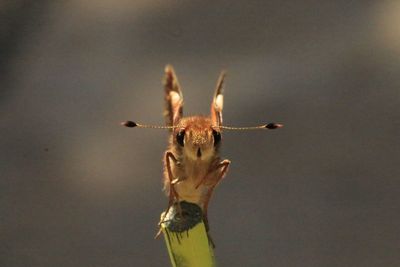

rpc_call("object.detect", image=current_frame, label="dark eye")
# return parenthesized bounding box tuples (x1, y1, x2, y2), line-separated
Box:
(212, 130, 221, 146)
(176, 130, 185, 146)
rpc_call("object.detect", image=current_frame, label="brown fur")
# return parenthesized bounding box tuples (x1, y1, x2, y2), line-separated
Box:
(163, 116, 222, 208)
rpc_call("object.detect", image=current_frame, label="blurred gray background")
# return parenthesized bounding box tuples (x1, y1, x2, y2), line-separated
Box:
(1, 1, 399, 266)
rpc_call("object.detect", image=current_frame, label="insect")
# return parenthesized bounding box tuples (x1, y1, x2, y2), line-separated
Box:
(122, 65, 283, 242)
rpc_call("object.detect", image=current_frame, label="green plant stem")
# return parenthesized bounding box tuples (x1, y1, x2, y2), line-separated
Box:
(161, 201, 215, 267)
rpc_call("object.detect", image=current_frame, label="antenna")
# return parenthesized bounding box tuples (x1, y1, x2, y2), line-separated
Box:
(121, 121, 177, 130)
(121, 121, 283, 130)
(217, 123, 283, 130)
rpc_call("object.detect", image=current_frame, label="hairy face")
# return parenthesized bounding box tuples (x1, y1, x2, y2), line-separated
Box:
(174, 116, 221, 161)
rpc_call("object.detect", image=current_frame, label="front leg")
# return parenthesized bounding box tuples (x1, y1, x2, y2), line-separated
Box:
(156, 151, 181, 238)
(202, 159, 231, 228)
(195, 159, 229, 189)
(164, 151, 183, 217)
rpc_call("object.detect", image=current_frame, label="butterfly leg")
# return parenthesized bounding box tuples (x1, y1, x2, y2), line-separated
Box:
(156, 151, 182, 238)
(202, 159, 230, 247)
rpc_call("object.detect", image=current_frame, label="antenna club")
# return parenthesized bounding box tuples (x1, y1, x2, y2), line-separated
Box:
(121, 121, 137, 128)
(265, 123, 284, 129)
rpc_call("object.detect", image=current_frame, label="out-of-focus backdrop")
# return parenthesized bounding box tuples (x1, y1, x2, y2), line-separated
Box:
(1, 1, 399, 266)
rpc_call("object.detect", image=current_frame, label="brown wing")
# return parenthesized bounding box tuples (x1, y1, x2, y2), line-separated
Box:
(163, 65, 183, 128)
(211, 71, 226, 127)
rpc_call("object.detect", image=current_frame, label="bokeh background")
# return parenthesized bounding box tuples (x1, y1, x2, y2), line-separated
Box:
(1, 1, 400, 266)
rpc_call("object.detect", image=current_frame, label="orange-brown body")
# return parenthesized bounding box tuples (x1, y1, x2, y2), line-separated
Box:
(164, 116, 224, 208)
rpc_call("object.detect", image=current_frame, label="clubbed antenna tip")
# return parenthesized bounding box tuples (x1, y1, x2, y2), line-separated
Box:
(265, 123, 283, 129)
(121, 121, 137, 128)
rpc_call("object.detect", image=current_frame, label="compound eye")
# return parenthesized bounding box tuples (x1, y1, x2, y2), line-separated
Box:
(212, 130, 221, 146)
(176, 130, 185, 146)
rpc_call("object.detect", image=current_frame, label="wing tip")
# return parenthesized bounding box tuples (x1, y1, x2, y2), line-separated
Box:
(165, 64, 175, 74)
